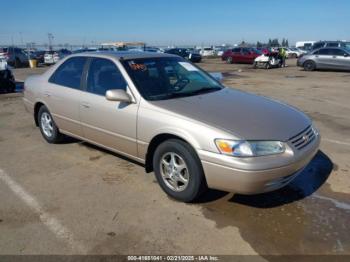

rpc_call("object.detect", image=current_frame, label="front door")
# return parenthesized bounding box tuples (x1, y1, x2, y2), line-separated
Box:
(79, 57, 138, 157)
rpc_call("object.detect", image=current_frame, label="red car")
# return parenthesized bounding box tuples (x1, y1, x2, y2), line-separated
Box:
(222, 47, 262, 64)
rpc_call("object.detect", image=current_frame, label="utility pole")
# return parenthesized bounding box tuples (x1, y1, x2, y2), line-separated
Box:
(19, 32, 23, 47)
(48, 33, 54, 51)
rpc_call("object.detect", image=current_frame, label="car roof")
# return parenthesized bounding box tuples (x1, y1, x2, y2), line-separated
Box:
(67, 51, 177, 60)
(311, 47, 349, 53)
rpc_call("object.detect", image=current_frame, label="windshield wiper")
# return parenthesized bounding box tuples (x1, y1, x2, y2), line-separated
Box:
(151, 87, 222, 100)
(185, 87, 222, 96)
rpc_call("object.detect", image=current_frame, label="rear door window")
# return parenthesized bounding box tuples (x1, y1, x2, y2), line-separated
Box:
(87, 58, 127, 96)
(49, 57, 87, 89)
(328, 49, 347, 56)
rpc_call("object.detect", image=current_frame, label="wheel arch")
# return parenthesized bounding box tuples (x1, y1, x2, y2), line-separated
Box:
(144, 133, 198, 173)
(303, 59, 316, 69)
(33, 101, 47, 126)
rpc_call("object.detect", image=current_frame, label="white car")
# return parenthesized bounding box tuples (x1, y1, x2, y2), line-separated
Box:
(285, 48, 303, 58)
(44, 49, 72, 65)
(200, 47, 215, 57)
(214, 46, 227, 56)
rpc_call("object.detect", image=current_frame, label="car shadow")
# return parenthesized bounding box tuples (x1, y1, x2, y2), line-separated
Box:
(79, 141, 145, 168)
(230, 150, 333, 208)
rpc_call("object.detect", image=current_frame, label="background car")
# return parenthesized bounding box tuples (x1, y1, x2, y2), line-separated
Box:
(165, 48, 202, 63)
(44, 49, 72, 65)
(0, 47, 29, 68)
(285, 47, 303, 58)
(0, 58, 15, 93)
(144, 46, 164, 53)
(311, 41, 350, 51)
(222, 47, 262, 64)
(30, 50, 46, 64)
(200, 47, 215, 57)
(213, 46, 227, 56)
(297, 47, 350, 71)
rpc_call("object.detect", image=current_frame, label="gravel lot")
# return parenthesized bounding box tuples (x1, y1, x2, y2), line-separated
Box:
(0, 58, 349, 258)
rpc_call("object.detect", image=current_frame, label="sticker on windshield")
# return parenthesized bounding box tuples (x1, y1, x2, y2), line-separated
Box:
(128, 61, 147, 71)
(178, 62, 198, 71)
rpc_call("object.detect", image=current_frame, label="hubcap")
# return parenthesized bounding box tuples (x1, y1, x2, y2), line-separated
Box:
(41, 112, 54, 138)
(160, 152, 189, 192)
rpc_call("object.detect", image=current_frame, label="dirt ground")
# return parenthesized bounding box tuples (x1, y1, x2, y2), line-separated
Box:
(0, 58, 349, 259)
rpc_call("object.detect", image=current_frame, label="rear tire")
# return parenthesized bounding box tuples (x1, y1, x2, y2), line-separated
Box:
(38, 105, 65, 143)
(303, 60, 316, 71)
(14, 58, 21, 68)
(153, 139, 207, 202)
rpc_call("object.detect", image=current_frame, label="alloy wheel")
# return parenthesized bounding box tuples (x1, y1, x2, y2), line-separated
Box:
(160, 152, 189, 192)
(40, 112, 54, 138)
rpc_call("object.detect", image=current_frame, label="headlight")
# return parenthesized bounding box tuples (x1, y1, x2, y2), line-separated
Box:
(215, 139, 285, 157)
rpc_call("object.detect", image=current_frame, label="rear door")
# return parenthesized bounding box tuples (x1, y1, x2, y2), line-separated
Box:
(241, 48, 251, 63)
(232, 48, 242, 62)
(46, 57, 88, 136)
(79, 57, 138, 157)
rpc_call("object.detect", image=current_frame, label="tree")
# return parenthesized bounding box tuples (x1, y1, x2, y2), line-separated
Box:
(257, 41, 263, 48)
(282, 38, 285, 47)
(268, 39, 272, 47)
(286, 39, 289, 47)
(272, 38, 280, 47)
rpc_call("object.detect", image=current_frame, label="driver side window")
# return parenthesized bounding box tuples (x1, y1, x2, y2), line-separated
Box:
(87, 58, 127, 96)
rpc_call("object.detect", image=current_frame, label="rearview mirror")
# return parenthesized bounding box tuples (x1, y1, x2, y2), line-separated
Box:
(209, 72, 224, 82)
(106, 89, 132, 103)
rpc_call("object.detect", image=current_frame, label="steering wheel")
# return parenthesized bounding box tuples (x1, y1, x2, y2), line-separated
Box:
(173, 77, 190, 91)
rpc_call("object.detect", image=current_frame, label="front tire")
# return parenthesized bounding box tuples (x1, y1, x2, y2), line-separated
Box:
(303, 60, 316, 71)
(153, 139, 207, 202)
(38, 105, 64, 143)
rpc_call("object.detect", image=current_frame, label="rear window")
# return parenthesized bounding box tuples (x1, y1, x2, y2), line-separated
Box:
(49, 57, 87, 89)
(0, 48, 8, 53)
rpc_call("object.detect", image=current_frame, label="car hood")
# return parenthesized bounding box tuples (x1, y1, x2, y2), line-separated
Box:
(150, 88, 311, 141)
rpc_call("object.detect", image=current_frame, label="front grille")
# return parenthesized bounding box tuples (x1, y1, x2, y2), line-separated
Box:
(289, 125, 316, 150)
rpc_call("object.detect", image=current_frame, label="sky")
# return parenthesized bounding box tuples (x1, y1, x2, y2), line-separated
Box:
(1, 0, 349, 47)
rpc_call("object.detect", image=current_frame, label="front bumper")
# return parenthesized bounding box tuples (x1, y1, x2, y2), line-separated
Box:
(198, 134, 320, 194)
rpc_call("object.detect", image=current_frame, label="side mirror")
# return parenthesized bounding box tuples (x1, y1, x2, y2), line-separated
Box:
(105, 89, 132, 103)
(209, 72, 224, 82)
(344, 53, 349, 57)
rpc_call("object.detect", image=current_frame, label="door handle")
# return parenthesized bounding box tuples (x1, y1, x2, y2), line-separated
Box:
(43, 92, 51, 97)
(81, 102, 90, 109)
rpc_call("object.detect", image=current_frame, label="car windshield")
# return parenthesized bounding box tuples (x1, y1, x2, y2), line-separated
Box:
(122, 57, 223, 101)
